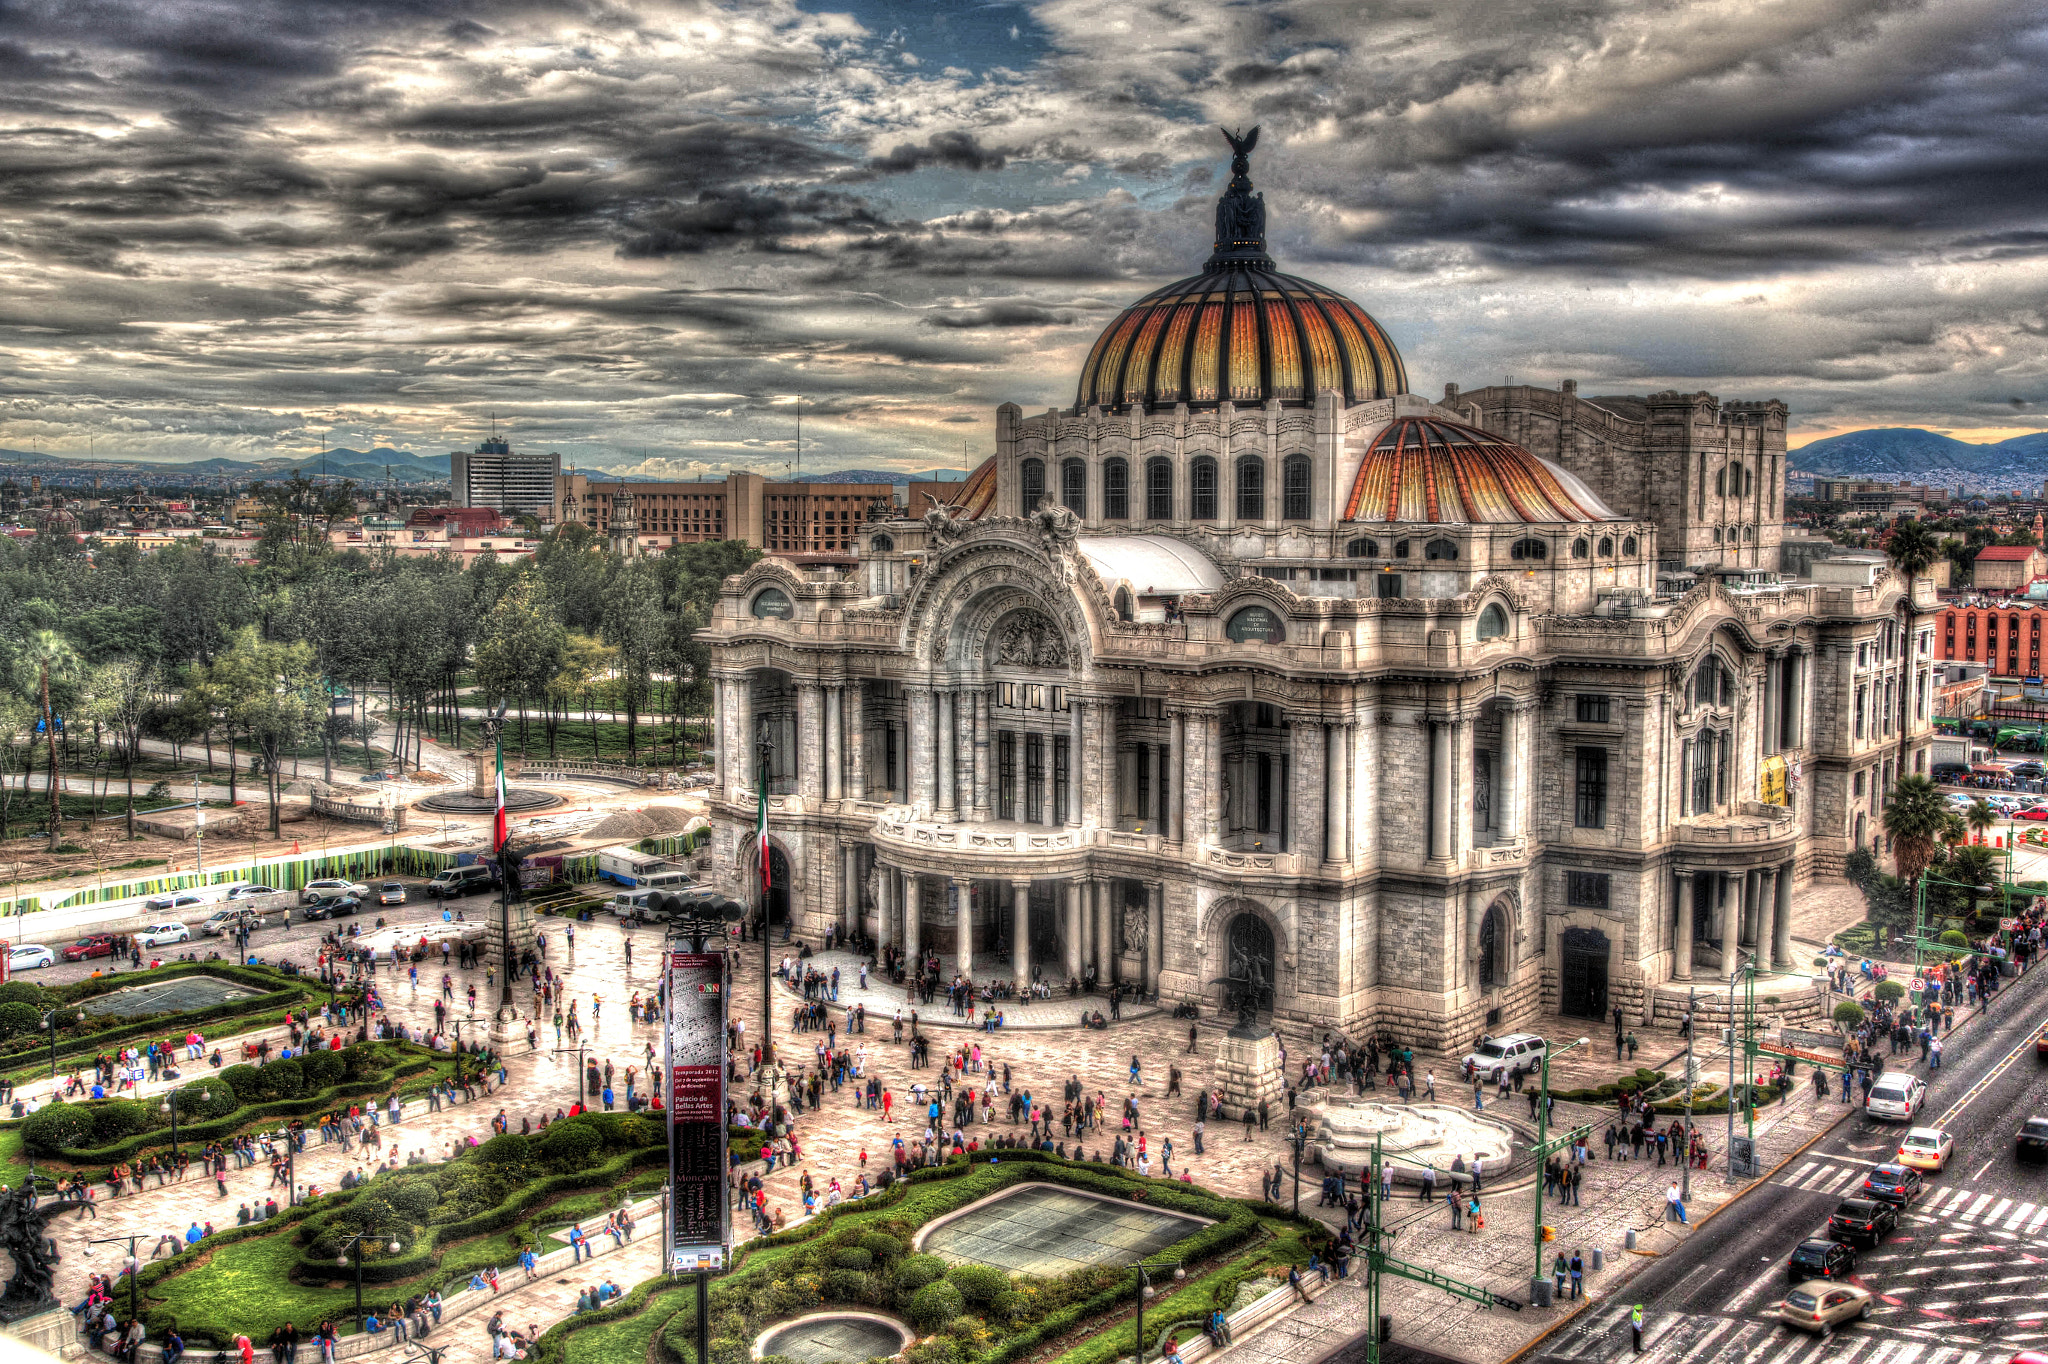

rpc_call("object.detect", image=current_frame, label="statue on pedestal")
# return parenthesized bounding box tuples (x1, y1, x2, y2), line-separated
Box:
(0, 1185, 57, 1320)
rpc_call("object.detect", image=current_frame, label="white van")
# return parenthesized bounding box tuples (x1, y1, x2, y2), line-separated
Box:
(596, 845, 688, 887)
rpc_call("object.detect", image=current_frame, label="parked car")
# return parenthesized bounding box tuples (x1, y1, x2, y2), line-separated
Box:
(2018, 1117, 2048, 1162)
(7, 945, 54, 971)
(224, 884, 278, 901)
(199, 909, 267, 937)
(1895, 1127, 1952, 1172)
(1860, 1163, 1923, 1206)
(1826, 1197, 1898, 1247)
(1460, 1033, 1547, 1080)
(61, 935, 119, 962)
(1864, 1073, 1926, 1122)
(143, 893, 208, 914)
(424, 865, 498, 899)
(1786, 1239, 1856, 1283)
(136, 922, 191, 948)
(1777, 1282, 1871, 1334)
(300, 895, 361, 922)
(301, 879, 368, 904)
(376, 882, 407, 906)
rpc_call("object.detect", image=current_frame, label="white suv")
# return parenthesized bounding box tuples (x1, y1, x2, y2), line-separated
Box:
(1460, 1033, 1549, 1081)
(1865, 1073, 1926, 1122)
(137, 923, 191, 947)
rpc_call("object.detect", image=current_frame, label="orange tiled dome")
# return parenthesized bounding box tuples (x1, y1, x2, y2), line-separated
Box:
(1343, 417, 1618, 524)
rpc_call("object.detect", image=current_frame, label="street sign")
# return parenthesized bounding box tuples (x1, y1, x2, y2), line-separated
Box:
(2002, 918, 2021, 931)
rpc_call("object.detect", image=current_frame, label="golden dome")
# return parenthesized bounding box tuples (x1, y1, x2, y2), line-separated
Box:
(1343, 417, 1618, 524)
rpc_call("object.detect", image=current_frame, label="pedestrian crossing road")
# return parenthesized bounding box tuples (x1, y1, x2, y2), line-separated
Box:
(1775, 1157, 2048, 1235)
(1547, 1301, 2013, 1364)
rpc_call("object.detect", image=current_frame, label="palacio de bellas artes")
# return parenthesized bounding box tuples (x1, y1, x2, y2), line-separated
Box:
(700, 127, 1934, 1053)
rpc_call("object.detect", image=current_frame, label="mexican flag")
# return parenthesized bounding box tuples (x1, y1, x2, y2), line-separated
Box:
(756, 780, 771, 889)
(491, 741, 508, 852)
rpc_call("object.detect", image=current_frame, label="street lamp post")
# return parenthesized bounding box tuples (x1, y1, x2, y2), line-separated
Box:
(1133, 1259, 1186, 1364)
(554, 1042, 594, 1101)
(756, 719, 775, 1067)
(159, 1086, 210, 1166)
(41, 1008, 82, 1081)
(337, 1233, 403, 1330)
(1681, 986, 1695, 1203)
(1529, 1035, 1590, 1305)
(83, 1234, 143, 1329)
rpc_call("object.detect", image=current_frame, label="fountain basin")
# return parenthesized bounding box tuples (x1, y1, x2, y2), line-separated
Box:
(755, 1313, 911, 1364)
(1308, 1098, 1517, 1182)
(914, 1183, 1210, 1277)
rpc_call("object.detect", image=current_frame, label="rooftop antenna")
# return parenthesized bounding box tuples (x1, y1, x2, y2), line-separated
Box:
(793, 395, 803, 481)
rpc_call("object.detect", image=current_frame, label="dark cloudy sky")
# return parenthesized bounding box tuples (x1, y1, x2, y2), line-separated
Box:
(3, 0, 2046, 476)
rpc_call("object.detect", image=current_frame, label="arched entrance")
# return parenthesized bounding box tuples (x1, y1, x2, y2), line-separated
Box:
(764, 846, 792, 928)
(1226, 913, 1276, 1014)
(1478, 905, 1504, 992)
(1559, 927, 1609, 1020)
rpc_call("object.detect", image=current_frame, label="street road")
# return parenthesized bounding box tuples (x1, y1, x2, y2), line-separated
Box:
(1526, 959, 2048, 1364)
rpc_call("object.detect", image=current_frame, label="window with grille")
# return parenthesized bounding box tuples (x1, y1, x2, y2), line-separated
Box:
(1565, 871, 1610, 908)
(1236, 457, 1264, 521)
(1282, 455, 1311, 520)
(1021, 459, 1045, 513)
(1146, 458, 1172, 520)
(1061, 460, 1087, 517)
(1103, 458, 1129, 520)
(1575, 695, 1610, 724)
(1575, 747, 1608, 828)
(1191, 458, 1218, 520)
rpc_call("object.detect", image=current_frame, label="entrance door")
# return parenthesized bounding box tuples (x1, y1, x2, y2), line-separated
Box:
(1029, 885, 1060, 977)
(1559, 927, 1609, 1020)
(765, 846, 792, 928)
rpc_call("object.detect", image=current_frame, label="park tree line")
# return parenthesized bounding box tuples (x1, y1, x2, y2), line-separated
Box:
(0, 521, 756, 843)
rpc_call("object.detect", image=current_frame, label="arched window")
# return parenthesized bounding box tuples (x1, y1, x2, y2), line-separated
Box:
(1225, 605, 1286, 643)
(1477, 604, 1509, 640)
(1191, 457, 1218, 520)
(1236, 457, 1265, 521)
(1424, 537, 1458, 561)
(869, 534, 894, 553)
(1716, 467, 1727, 496)
(1103, 457, 1129, 520)
(750, 587, 793, 619)
(1113, 588, 1134, 621)
(1020, 458, 1045, 514)
(1282, 454, 1311, 521)
(1509, 538, 1547, 561)
(1598, 536, 1614, 556)
(1393, 538, 1411, 559)
(1060, 459, 1087, 517)
(1712, 526, 1724, 543)
(1478, 903, 1505, 991)
(1572, 537, 1590, 558)
(1622, 536, 1637, 556)
(1145, 457, 1173, 521)
(1742, 524, 1755, 542)
(1346, 538, 1380, 558)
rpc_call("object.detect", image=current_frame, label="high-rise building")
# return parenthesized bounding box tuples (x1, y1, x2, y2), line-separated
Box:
(449, 437, 560, 515)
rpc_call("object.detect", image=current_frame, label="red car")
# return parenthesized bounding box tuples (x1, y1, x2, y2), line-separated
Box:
(61, 935, 118, 962)
(2018, 807, 2048, 821)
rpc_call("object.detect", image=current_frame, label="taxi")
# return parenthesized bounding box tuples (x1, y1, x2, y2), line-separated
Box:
(1895, 1127, 1952, 1172)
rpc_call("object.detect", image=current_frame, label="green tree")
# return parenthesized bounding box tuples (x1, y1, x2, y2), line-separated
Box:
(211, 627, 320, 835)
(1966, 798, 1997, 844)
(85, 658, 161, 840)
(472, 580, 566, 750)
(15, 630, 80, 835)
(548, 633, 614, 760)
(1881, 774, 1947, 885)
(601, 559, 667, 760)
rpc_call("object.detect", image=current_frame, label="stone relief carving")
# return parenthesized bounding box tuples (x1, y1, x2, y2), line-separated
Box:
(1121, 900, 1148, 955)
(994, 610, 1069, 667)
(921, 494, 965, 546)
(1031, 503, 1081, 585)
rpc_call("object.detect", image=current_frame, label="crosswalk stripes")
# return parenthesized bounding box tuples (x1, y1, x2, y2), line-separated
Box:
(1778, 1159, 1868, 1197)
(1909, 1184, 2048, 1233)
(1547, 1307, 1993, 1364)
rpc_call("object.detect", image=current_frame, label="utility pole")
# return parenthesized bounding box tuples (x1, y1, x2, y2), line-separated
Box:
(1681, 985, 1695, 1203)
(1362, 1132, 1517, 1364)
(193, 772, 205, 876)
(1528, 1036, 1592, 1306)
(757, 718, 775, 1068)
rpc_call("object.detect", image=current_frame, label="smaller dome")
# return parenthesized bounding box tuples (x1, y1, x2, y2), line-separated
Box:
(1343, 417, 1619, 524)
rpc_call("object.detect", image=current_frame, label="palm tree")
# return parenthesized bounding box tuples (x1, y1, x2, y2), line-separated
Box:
(16, 630, 80, 836)
(1882, 773, 1949, 884)
(1966, 798, 1998, 845)
(1887, 518, 1941, 769)
(1942, 808, 1968, 848)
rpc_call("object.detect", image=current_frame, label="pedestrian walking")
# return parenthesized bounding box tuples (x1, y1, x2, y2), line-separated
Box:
(1631, 1305, 1644, 1353)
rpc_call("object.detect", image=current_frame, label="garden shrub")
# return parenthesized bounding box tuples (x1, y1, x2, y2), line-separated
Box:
(858, 1231, 903, 1264)
(821, 1268, 870, 1302)
(1940, 929, 1970, 948)
(22, 1102, 95, 1154)
(479, 1133, 530, 1165)
(0, 1002, 41, 1040)
(907, 1282, 965, 1333)
(831, 1247, 873, 1272)
(218, 1063, 265, 1103)
(0, 983, 47, 1008)
(902, 1339, 958, 1364)
(1834, 1001, 1866, 1027)
(946, 1263, 1007, 1308)
(1874, 980, 1906, 1003)
(896, 1254, 947, 1293)
(174, 1081, 241, 1120)
(537, 1118, 602, 1170)
(302, 1051, 344, 1087)
(90, 1099, 151, 1143)
(262, 1057, 304, 1099)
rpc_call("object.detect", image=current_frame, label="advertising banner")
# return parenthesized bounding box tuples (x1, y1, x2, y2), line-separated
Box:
(666, 948, 728, 1273)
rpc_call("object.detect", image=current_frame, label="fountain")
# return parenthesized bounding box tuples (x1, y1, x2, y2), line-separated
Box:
(755, 1313, 911, 1364)
(416, 749, 563, 816)
(1307, 1097, 1517, 1183)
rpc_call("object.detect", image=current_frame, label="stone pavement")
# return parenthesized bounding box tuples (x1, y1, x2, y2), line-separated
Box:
(786, 947, 1158, 1030)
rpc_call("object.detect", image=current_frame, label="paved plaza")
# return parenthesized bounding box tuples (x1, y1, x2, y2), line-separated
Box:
(919, 1185, 1209, 1276)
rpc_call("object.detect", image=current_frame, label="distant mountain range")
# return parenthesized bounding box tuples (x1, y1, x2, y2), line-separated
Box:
(1791, 428, 2048, 479)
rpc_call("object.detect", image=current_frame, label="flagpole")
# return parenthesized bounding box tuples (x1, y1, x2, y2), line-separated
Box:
(757, 718, 774, 1067)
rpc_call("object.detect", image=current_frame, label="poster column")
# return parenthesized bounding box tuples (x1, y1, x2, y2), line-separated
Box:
(666, 948, 729, 1273)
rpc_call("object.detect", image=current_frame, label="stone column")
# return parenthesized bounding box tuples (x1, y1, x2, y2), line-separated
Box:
(733, 677, 754, 802)
(1791, 652, 1808, 749)
(1064, 880, 1083, 979)
(936, 689, 957, 822)
(1094, 700, 1117, 829)
(877, 865, 894, 954)
(1327, 721, 1351, 865)
(1748, 869, 1767, 948)
(972, 690, 992, 820)
(1465, 885, 1488, 992)
(1428, 716, 1454, 863)
(1720, 871, 1742, 973)
(953, 876, 974, 979)
(841, 842, 857, 936)
(1067, 700, 1086, 827)
(1289, 720, 1322, 866)
(1761, 656, 1779, 757)
(1145, 881, 1164, 997)
(1168, 710, 1187, 844)
(797, 684, 823, 800)
(903, 873, 922, 967)
(1011, 879, 1032, 988)
(1498, 701, 1525, 840)
(1772, 860, 1795, 968)
(1094, 879, 1115, 982)
(1196, 710, 1223, 847)
(824, 685, 843, 802)
(848, 682, 867, 801)
(1673, 870, 1694, 981)
(908, 688, 935, 815)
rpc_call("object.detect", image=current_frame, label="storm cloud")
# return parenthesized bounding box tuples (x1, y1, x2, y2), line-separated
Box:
(0, 0, 2045, 471)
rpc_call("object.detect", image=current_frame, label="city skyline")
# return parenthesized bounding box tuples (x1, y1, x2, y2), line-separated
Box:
(0, 0, 2043, 475)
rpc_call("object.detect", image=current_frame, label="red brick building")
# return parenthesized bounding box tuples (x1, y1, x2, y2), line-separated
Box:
(1940, 599, 2048, 677)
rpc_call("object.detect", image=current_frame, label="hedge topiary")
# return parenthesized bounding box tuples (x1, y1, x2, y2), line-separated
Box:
(1874, 979, 1906, 1003)
(479, 1133, 530, 1165)
(895, 1254, 947, 1294)
(262, 1057, 305, 1099)
(0, 982, 47, 1008)
(820, 1268, 870, 1303)
(537, 1120, 602, 1170)
(174, 1081, 240, 1120)
(831, 1247, 874, 1272)
(91, 1099, 152, 1143)
(859, 1231, 903, 1264)
(945, 1263, 1007, 1308)
(1939, 929, 1970, 948)
(1834, 1001, 1866, 1028)
(22, 1102, 95, 1154)
(0, 1002, 41, 1040)
(907, 1281, 965, 1333)
(218, 1063, 265, 1104)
